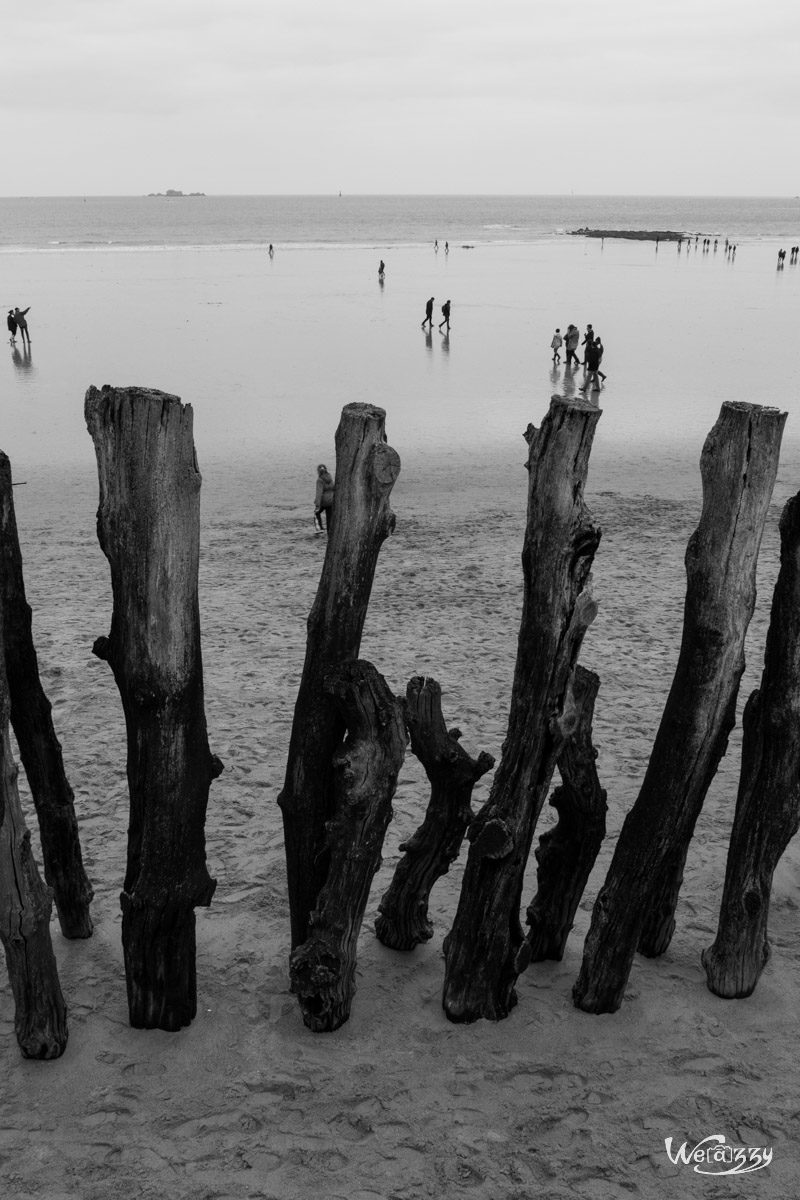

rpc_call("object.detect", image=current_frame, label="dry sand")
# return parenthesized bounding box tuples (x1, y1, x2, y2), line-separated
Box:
(1, 437, 799, 1199)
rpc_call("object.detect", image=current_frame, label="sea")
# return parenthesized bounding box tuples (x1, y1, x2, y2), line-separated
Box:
(2, 193, 799, 507)
(1, 193, 799, 251)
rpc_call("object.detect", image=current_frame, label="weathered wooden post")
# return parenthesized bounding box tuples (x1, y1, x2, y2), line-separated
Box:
(574, 401, 785, 1015)
(0, 609, 68, 1059)
(290, 660, 406, 1031)
(375, 675, 495, 951)
(279, 403, 400, 949)
(442, 396, 602, 1023)
(85, 385, 222, 1031)
(703, 490, 800, 998)
(0, 452, 93, 939)
(526, 665, 607, 961)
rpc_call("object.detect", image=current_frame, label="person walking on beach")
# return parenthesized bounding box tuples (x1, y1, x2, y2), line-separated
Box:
(7, 310, 17, 345)
(314, 464, 335, 534)
(594, 335, 607, 383)
(378, 260, 385, 280)
(551, 327, 562, 364)
(14, 307, 30, 347)
(422, 297, 435, 329)
(580, 323, 594, 365)
(438, 299, 451, 332)
(564, 324, 580, 367)
(579, 337, 603, 394)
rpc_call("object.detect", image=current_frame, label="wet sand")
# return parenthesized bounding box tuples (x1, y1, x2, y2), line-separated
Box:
(2, 240, 800, 1197)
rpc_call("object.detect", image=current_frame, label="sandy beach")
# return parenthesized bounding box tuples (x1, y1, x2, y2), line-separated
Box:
(2, 238, 800, 1197)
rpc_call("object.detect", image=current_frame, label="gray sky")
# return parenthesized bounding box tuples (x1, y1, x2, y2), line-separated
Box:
(3, 0, 798, 195)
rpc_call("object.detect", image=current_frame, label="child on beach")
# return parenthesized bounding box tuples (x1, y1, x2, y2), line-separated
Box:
(551, 328, 562, 364)
(439, 300, 451, 332)
(314, 464, 335, 534)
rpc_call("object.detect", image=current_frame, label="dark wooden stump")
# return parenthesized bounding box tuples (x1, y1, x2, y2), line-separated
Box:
(0, 452, 93, 938)
(279, 403, 400, 949)
(442, 396, 602, 1023)
(526, 665, 607, 961)
(85, 385, 222, 1031)
(574, 401, 785, 1015)
(0, 612, 68, 1059)
(375, 675, 494, 951)
(703, 491, 800, 997)
(290, 661, 406, 1031)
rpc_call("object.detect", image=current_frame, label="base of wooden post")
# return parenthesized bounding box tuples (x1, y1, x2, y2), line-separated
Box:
(121, 894, 201, 1031)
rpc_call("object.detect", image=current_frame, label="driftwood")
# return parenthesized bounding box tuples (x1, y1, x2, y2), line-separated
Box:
(0, 452, 93, 939)
(85, 385, 222, 1031)
(574, 401, 786, 1015)
(442, 396, 601, 1023)
(526, 665, 607, 961)
(703, 492, 800, 997)
(290, 660, 406, 1031)
(279, 403, 400, 949)
(0, 610, 68, 1059)
(375, 676, 495, 951)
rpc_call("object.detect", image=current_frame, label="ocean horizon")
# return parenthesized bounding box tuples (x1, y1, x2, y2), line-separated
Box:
(2, 194, 800, 252)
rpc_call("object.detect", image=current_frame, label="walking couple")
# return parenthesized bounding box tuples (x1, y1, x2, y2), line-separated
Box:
(7, 306, 31, 347)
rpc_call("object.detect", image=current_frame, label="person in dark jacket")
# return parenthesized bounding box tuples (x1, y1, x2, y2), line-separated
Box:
(6, 310, 17, 345)
(314, 464, 335, 533)
(421, 297, 435, 329)
(14, 306, 30, 347)
(579, 338, 603, 394)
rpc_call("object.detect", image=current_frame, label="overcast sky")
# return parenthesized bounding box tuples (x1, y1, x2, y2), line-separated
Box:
(2, 0, 798, 196)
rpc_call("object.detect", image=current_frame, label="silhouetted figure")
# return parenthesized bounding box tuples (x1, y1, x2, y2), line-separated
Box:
(434, 240, 439, 252)
(438, 299, 451, 332)
(378, 260, 385, 280)
(444, 241, 449, 254)
(580, 323, 594, 365)
(6, 310, 16, 345)
(14, 307, 30, 347)
(551, 327, 562, 364)
(594, 336, 607, 382)
(421, 297, 435, 329)
(579, 338, 603, 394)
(313, 464, 335, 535)
(268, 244, 274, 257)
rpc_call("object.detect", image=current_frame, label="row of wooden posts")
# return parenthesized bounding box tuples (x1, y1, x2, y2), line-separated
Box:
(0, 386, 798, 1058)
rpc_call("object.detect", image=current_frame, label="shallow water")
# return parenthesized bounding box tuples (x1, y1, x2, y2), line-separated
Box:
(3, 237, 800, 493)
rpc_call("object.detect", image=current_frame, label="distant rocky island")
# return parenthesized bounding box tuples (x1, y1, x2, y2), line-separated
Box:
(571, 228, 684, 242)
(147, 190, 206, 197)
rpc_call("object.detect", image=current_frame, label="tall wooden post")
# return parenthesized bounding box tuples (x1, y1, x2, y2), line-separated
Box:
(574, 402, 785, 1015)
(0, 452, 93, 938)
(0, 608, 68, 1059)
(442, 396, 602, 1023)
(703, 491, 800, 997)
(279, 403, 400, 949)
(85, 385, 222, 1031)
